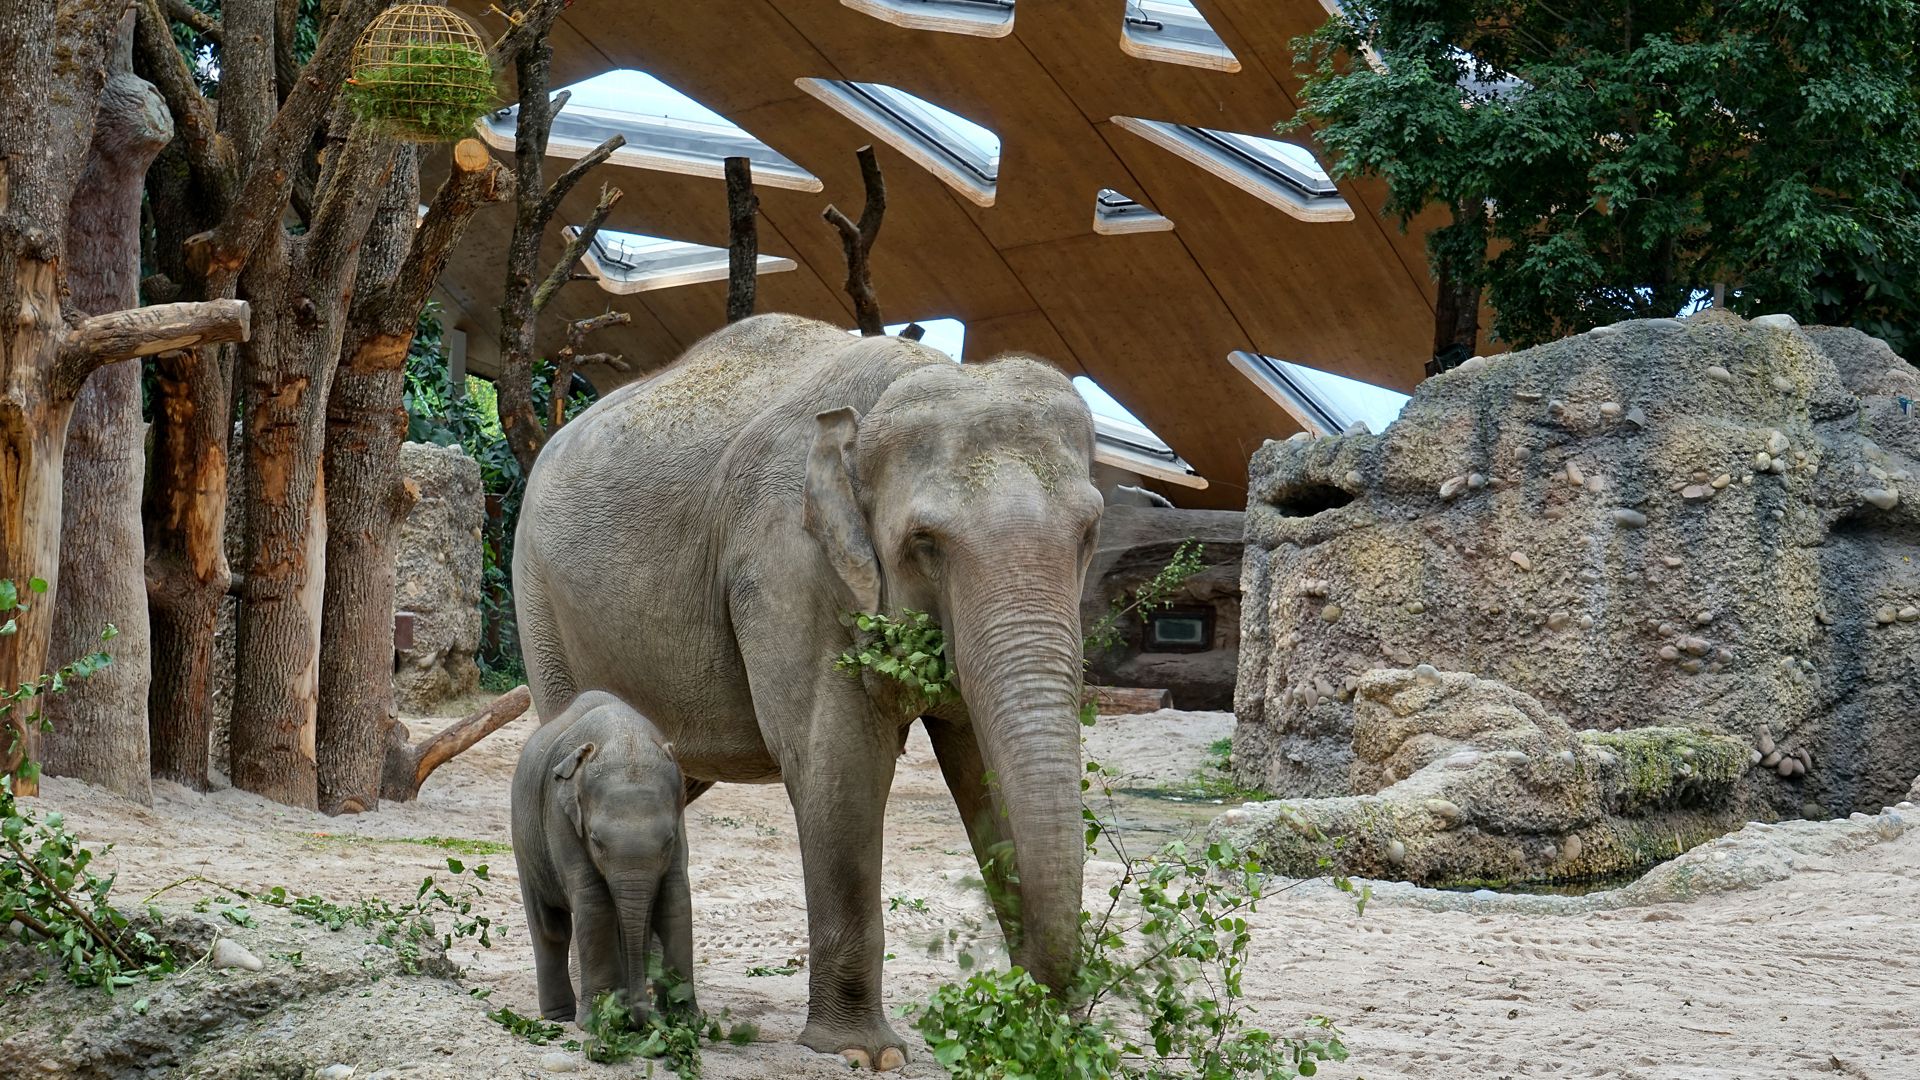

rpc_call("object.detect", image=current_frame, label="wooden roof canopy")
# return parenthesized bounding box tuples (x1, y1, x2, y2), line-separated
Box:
(432, 0, 1441, 510)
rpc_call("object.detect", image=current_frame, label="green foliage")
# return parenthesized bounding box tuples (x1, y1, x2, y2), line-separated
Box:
(1, 595, 164, 991)
(348, 43, 497, 143)
(164, 856, 496, 975)
(888, 894, 929, 913)
(167, 0, 324, 96)
(578, 965, 757, 1077)
(488, 1004, 566, 1046)
(1291, 1, 1920, 354)
(1084, 540, 1206, 656)
(2, 579, 117, 782)
(388, 835, 514, 856)
(835, 609, 959, 709)
(744, 963, 799, 977)
(909, 834, 1349, 1079)
(1, 787, 176, 990)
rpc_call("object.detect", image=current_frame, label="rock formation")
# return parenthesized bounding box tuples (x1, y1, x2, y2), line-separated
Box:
(1233, 312, 1919, 856)
(392, 443, 484, 711)
(1216, 667, 1753, 886)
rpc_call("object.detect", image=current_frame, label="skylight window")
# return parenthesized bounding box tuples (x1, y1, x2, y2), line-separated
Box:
(1093, 188, 1174, 235)
(847, 317, 967, 361)
(1228, 352, 1409, 436)
(841, 0, 1015, 38)
(796, 78, 1000, 206)
(1073, 376, 1207, 489)
(570, 227, 796, 295)
(482, 69, 822, 192)
(1112, 117, 1351, 222)
(1120, 0, 1240, 72)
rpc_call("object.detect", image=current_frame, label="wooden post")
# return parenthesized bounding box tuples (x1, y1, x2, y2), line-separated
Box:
(725, 155, 758, 323)
(823, 145, 888, 336)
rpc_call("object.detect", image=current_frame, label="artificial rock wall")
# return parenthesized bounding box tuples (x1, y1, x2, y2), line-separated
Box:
(392, 442, 484, 711)
(1234, 311, 1920, 822)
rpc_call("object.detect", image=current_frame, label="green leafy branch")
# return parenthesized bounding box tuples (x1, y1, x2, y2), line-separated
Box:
(2, 577, 118, 782)
(834, 609, 958, 709)
(1084, 539, 1205, 656)
(576, 963, 758, 1078)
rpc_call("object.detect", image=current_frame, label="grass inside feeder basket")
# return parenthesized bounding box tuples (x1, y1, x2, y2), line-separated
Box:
(349, 41, 497, 143)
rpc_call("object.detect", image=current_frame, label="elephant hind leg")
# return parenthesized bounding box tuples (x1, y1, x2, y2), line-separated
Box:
(515, 564, 578, 723)
(524, 889, 576, 1021)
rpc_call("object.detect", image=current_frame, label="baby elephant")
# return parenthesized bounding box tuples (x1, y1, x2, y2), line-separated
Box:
(512, 690, 696, 1022)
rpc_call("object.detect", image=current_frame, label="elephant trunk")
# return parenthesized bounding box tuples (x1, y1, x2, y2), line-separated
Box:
(945, 551, 1086, 994)
(610, 875, 659, 1013)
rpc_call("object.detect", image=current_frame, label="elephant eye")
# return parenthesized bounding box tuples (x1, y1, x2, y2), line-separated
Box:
(908, 530, 939, 562)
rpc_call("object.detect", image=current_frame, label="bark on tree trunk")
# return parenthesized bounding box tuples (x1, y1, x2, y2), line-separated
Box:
(1427, 199, 1486, 377)
(43, 14, 173, 804)
(725, 156, 757, 324)
(229, 126, 394, 809)
(823, 145, 888, 336)
(317, 151, 420, 814)
(316, 138, 510, 814)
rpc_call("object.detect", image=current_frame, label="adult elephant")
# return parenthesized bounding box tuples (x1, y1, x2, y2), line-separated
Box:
(514, 314, 1101, 1069)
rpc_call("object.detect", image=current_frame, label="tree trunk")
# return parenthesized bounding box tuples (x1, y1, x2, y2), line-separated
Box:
(230, 126, 394, 808)
(1426, 200, 1486, 377)
(2, 1, 247, 792)
(317, 153, 418, 814)
(42, 14, 173, 804)
(318, 139, 511, 814)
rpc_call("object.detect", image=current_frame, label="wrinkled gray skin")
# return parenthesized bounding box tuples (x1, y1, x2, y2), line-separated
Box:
(515, 314, 1100, 1068)
(511, 691, 694, 1024)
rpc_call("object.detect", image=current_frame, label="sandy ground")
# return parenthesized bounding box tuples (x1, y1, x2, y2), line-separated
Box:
(5, 702, 1919, 1079)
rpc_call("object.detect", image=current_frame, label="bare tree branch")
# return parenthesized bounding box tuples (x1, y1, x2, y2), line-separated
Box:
(134, 0, 226, 200)
(549, 309, 631, 429)
(379, 685, 532, 802)
(725, 155, 758, 323)
(823, 144, 888, 335)
(536, 132, 625, 224)
(534, 182, 621, 313)
(55, 299, 250, 395)
(161, 0, 219, 41)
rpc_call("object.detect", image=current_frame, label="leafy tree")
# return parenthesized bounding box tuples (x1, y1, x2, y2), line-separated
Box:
(1290, 1, 1920, 359)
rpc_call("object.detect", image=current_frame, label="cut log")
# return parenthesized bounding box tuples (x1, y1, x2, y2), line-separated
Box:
(1083, 685, 1173, 715)
(373, 684, 532, 806)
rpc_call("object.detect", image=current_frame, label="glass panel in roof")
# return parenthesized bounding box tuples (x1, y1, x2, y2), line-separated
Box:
(795, 78, 999, 206)
(1121, 0, 1240, 71)
(841, 0, 1015, 38)
(1093, 187, 1173, 234)
(571, 226, 796, 295)
(1228, 351, 1409, 435)
(1072, 376, 1205, 486)
(847, 318, 967, 362)
(1110, 116, 1351, 222)
(481, 70, 821, 192)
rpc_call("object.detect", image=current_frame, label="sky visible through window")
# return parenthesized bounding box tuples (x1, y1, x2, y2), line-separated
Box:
(558, 69, 742, 130)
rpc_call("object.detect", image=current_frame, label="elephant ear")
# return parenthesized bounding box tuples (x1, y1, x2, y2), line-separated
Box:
(803, 407, 882, 614)
(554, 742, 596, 838)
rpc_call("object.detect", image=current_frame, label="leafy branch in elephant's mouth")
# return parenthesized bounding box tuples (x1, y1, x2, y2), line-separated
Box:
(835, 609, 959, 707)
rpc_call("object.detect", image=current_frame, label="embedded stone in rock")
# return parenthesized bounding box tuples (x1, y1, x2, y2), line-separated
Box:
(1467, 471, 1487, 490)
(1612, 508, 1648, 528)
(1771, 375, 1794, 392)
(1753, 313, 1800, 331)
(1321, 604, 1343, 623)
(1440, 475, 1468, 500)
(1564, 461, 1585, 487)
(1861, 488, 1900, 510)
(211, 938, 262, 972)
(1510, 551, 1532, 571)
(1767, 430, 1791, 455)
(1624, 406, 1649, 428)
(1706, 365, 1735, 384)
(1600, 401, 1623, 418)
(1682, 484, 1714, 501)
(1343, 419, 1372, 436)
(1877, 607, 1899, 625)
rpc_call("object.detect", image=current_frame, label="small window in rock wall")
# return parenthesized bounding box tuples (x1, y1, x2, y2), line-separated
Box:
(1145, 607, 1213, 652)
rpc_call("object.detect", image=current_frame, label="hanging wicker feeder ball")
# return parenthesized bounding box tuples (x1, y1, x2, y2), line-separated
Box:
(348, 3, 496, 143)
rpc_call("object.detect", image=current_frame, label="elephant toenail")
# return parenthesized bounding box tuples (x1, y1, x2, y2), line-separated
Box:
(877, 1047, 907, 1071)
(840, 1048, 873, 1069)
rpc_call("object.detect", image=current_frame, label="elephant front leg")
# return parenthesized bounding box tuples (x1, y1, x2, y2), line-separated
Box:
(651, 830, 700, 1020)
(568, 881, 624, 1023)
(523, 884, 577, 1022)
(786, 740, 908, 1071)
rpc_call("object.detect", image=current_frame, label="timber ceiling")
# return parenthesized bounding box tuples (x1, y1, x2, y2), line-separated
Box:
(432, 0, 1442, 510)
